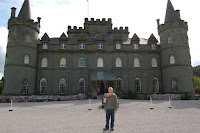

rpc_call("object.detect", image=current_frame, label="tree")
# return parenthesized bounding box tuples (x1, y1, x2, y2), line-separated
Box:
(193, 76, 200, 95)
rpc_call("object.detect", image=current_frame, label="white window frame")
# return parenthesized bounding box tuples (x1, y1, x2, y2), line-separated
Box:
(170, 55, 175, 64)
(59, 78, 66, 94)
(60, 57, 66, 67)
(40, 78, 47, 94)
(43, 43, 48, 49)
(79, 57, 85, 67)
(98, 43, 103, 49)
(116, 57, 122, 68)
(22, 80, 28, 94)
(61, 43, 66, 49)
(152, 58, 157, 68)
(97, 57, 104, 67)
(134, 57, 140, 68)
(168, 36, 173, 44)
(41, 57, 48, 68)
(116, 43, 121, 49)
(78, 78, 85, 93)
(24, 55, 30, 64)
(153, 78, 159, 93)
(151, 44, 156, 50)
(80, 43, 85, 49)
(135, 78, 141, 93)
(134, 44, 139, 50)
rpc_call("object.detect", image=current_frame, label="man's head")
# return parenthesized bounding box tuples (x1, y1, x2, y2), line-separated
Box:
(108, 87, 113, 94)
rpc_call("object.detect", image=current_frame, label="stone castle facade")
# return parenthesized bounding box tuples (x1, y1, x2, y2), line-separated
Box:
(3, 0, 194, 98)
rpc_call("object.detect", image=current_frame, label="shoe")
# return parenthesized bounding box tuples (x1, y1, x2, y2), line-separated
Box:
(103, 127, 109, 130)
(111, 128, 114, 131)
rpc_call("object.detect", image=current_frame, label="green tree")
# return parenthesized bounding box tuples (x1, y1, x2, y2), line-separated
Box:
(193, 76, 200, 95)
(0, 81, 3, 94)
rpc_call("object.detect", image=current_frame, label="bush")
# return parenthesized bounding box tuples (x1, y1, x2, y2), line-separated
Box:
(183, 93, 192, 100)
(127, 90, 137, 99)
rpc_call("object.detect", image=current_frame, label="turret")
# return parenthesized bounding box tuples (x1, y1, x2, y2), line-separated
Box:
(158, 0, 194, 98)
(3, 0, 40, 95)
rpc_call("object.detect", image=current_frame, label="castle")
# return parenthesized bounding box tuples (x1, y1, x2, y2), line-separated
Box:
(3, 0, 194, 98)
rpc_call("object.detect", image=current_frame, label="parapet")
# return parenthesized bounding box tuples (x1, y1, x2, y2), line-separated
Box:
(84, 18, 112, 26)
(67, 26, 88, 34)
(112, 26, 129, 33)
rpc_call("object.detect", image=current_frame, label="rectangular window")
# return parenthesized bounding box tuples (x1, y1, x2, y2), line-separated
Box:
(43, 43, 48, 49)
(116, 43, 121, 49)
(80, 43, 85, 49)
(98, 43, 103, 49)
(134, 44, 139, 49)
(61, 43, 66, 49)
(151, 44, 156, 50)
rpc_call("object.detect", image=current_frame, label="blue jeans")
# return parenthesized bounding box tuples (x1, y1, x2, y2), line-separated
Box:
(105, 109, 115, 128)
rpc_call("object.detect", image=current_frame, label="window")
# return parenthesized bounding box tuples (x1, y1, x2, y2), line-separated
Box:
(152, 58, 157, 68)
(24, 55, 30, 64)
(135, 78, 141, 93)
(116, 78, 123, 93)
(168, 36, 173, 44)
(134, 44, 139, 50)
(60, 57, 66, 67)
(80, 43, 85, 49)
(78, 78, 85, 93)
(116, 57, 122, 67)
(172, 78, 178, 92)
(97, 57, 103, 67)
(79, 57, 85, 67)
(116, 43, 121, 49)
(170, 55, 175, 64)
(40, 78, 47, 94)
(59, 78, 66, 94)
(153, 78, 159, 93)
(41, 57, 48, 67)
(134, 57, 140, 68)
(43, 43, 48, 49)
(61, 43, 66, 49)
(98, 43, 103, 49)
(26, 35, 31, 42)
(151, 44, 156, 50)
(22, 80, 28, 94)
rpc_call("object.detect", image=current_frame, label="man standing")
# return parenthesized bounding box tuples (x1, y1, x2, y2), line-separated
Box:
(103, 87, 118, 131)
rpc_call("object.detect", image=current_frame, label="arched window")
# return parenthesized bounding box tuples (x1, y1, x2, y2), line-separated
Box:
(41, 57, 48, 67)
(116, 78, 123, 93)
(97, 57, 103, 67)
(116, 57, 122, 67)
(59, 78, 66, 94)
(134, 57, 140, 68)
(60, 57, 66, 67)
(22, 80, 28, 94)
(24, 55, 30, 64)
(78, 78, 85, 93)
(172, 78, 178, 92)
(79, 57, 85, 67)
(40, 78, 47, 94)
(153, 78, 159, 93)
(135, 78, 141, 93)
(168, 36, 173, 43)
(152, 58, 157, 68)
(170, 55, 175, 64)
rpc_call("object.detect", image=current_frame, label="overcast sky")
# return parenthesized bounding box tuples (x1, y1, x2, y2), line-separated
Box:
(0, 0, 200, 79)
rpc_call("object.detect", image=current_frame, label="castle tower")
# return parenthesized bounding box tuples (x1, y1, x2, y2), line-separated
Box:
(158, 0, 194, 97)
(3, 0, 40, 95)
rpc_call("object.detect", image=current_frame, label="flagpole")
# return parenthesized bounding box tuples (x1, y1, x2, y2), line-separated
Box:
(88, 0, 89, 19)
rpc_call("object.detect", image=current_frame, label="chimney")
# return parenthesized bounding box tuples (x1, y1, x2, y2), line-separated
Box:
(11, 7, 16, 18)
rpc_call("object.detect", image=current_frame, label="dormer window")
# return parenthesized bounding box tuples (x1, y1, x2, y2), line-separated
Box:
(80, 43, 85, 49)
(61, 43, 66, 49)
(134, 44, 139, 49)
(43, 43, 48, 49)
(98, 43, 103, 49)
(116, 43, 121, 49)
(151, 44, 156, 50)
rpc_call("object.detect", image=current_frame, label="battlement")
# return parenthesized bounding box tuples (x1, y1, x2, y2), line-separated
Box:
(158, 20, 188, 34)
(84, 18, 112, 26)
(8, 17, 40, 33)
(67, 26, 88, 34)
(112, 27, 129, 33)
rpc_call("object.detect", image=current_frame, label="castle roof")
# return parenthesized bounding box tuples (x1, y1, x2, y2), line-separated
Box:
(131, 33, 139, 41)
(148, 34, 158, 43)
(164, 0, 180, 23)
(18, 0, 31, 20)
(41, 33, 50, 41)
(59, 32, 68, 41)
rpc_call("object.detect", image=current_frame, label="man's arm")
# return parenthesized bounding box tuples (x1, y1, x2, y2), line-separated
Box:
(114, 95, 118, 111)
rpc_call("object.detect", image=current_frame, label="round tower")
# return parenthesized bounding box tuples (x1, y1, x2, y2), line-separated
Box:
(3, 0, 40, 95)
(158, 0, 194, 98)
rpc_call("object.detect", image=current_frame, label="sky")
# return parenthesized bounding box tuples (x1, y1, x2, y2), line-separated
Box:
(0, 0, 200, 79)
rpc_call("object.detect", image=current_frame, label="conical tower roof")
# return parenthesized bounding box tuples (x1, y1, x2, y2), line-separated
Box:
(18, 0, 31, 20)
(164, 0, 180, 23)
